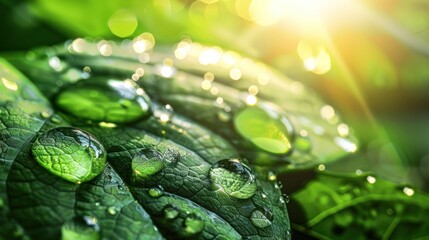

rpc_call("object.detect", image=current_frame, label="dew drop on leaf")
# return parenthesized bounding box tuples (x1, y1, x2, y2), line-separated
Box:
(163, 204, 180, 220)
(31, 127, 106, 183)
(250, 207, 273, 228)
(132, 149, 165, 180)
(209, 158, 257, 199)
(107, 206, 119, 215)
(148, 186, 164, 198)
(163, 148, 181, 165)
(233, 104, 294, 154)
(183, 213, 205, 235)
(55, 78, 151, 124)
(61, 216, 100, 240)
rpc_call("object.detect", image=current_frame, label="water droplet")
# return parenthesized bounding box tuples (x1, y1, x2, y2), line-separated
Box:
(51, 115, 62, 124)
(107, 206, 119, 215)
(366, 175, 376, 184)
(55, 78, 152, 124)
(184, 213, 205, 235)
(233, 105, 294, 155)
(283, 194, 290, 204)
(267, 171, 277, 181)
(209, 158, 256, 199)
(163, 148, 181, 165)
(148, 186, 164, 198)
(163, 204, 180, 220)
(250, 207, 273, 228)
(49, 56, 64, 72)
(261, 193, 267, 199)
(61, 216, 100, 240)
(94, 202, 100, 207)
(32, 127, 106, 183)
(132, 149, 164, 180)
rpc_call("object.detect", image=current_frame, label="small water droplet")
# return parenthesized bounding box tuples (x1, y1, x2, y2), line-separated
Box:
(184, 213, 205, 235)
(283, 194, 290, 204)
(233, 104, 294, 155)
(366, 175, 376, 184)
(250, 207, 273, 228)
(61, 216, 100, 240)
(267, 171, 277, 181)
(132, 148, 164, 180)
(94, 202, 100, 207)
(261, 193, 267, 199)
(55, 78, 152, 124)
(32, 127, 106, 183)
(40, 111, 51, 119)
(163, 148, 181, 165)
(107, 206, 119, 215)
(209, 158, 256, 199)
(51, 115, 62, 123)
(163, 204, 180, 220)
(148, 186, 164, 198)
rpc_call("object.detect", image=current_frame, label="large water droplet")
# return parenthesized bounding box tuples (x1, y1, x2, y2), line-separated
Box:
(55, 78, 151, 124)
(163, 204, 180, 220)
(233, 104, 294, 154)
(250, 207, 273, 228)
(132, 148, 164, 180)
(184, 213, 205, 235)
(32, 127, 106, 183)
(61, 216, 100, 240)
(209, 158, 257, 199)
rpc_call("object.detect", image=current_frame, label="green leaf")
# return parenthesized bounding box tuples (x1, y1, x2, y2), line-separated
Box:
(290, 171, 429, 240)
(7, 39, 356, 169)
(0, 39, 293, 239)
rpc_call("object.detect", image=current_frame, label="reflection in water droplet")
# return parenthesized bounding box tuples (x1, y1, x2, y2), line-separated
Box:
(234, 105, 294, 155)
(267, 171, 276, 181)
(163, 204, 180, 220)
(209, 158, 256, 199)
(148, 186, 164, 198)
(250, 207, 273, 228)
(184, 213, 205, 235)
(61, 216, 100, 240)
(55, 78, 152, 124)
(132, 149, 164, 180)
(32, 127, 106, 183)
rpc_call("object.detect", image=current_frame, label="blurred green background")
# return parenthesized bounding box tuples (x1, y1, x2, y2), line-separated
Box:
(1, 0, 429, 191)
